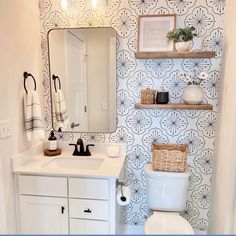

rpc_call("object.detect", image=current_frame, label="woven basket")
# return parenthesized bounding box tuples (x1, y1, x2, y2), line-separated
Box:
(152, 143, 188, 172)
(140, 88, 156, 104)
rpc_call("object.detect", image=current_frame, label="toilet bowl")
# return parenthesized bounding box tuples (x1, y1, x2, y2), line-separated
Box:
(144, 164, 194, 234)
(145, 212, 194, 234)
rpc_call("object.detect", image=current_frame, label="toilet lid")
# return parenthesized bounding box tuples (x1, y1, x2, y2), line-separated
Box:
(145, 212, 194, 234)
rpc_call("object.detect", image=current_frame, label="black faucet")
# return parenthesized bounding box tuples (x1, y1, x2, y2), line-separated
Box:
(69, 138, 94, 156)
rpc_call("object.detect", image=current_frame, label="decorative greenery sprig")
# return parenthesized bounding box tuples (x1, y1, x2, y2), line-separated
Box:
(180, 69, 208, 85)
(167, 26, 197, 42)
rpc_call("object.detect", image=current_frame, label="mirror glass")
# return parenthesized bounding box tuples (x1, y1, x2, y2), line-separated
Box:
(48, 27, 117, 133)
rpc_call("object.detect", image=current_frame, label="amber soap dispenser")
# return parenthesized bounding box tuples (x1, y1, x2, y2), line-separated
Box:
(44, 131, 61, 156)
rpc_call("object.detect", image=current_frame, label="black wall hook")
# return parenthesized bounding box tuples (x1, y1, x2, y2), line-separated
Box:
(23, 72, 36, 93)
(52, 74, 61, 92)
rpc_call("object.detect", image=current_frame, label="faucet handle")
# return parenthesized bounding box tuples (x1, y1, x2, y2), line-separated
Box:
(69, 143, 77, 147)
(85, 144, 95, 156)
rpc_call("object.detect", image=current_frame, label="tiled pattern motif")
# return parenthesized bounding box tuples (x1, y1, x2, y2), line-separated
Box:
(39, 0, 225, 232)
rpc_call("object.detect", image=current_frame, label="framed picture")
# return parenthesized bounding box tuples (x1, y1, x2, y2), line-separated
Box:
(137, 14, 176, 52)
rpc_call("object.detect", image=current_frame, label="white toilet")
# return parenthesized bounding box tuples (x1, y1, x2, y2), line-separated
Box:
(144, 163, 194, 234)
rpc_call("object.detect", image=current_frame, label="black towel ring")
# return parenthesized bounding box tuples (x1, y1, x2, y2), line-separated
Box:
(23, 72, 36, 93)
(52, 74, 62, 92)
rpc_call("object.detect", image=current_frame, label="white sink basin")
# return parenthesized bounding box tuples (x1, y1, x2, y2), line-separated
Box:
(43, 157, 104, 170)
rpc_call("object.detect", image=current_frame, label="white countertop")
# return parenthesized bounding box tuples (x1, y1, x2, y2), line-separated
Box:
(12, 143, 125, 179)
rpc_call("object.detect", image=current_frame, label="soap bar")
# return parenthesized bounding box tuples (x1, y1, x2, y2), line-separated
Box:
(44, 148, 61, 156)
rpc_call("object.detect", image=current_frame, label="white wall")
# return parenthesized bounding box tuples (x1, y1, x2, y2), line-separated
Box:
(0, 161, 7, 233)
(208, 0, 236, 233)
(0, 0, 42, 232)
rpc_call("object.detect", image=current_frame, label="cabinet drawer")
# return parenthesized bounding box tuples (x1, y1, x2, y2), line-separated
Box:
(69, 198, 109, 220)
(70, 218, 109, 234)
(69, 178, 109, 199)
(18, 175, 67, 197)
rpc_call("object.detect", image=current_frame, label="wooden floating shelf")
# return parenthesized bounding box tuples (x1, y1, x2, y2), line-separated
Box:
(135, 51, 216, 59)
(135, 103, 213, 110)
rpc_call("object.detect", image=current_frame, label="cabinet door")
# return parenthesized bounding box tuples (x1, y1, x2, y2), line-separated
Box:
(19, 195, 68, 234)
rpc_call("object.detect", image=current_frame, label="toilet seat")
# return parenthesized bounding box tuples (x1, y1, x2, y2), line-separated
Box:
(145, 211, 194, 234)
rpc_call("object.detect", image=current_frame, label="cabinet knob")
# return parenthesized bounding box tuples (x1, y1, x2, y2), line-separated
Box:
(84, 209, 92, 213)
(61, 206, 65, 214)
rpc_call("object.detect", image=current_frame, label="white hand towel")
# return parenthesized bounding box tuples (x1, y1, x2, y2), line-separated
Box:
(54, 89, 69, 130)
(24, 91, 45, 141)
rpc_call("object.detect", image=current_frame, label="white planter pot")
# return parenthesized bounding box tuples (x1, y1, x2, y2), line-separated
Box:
(175, 41, 191, 52)
(183, 85, 204, 105)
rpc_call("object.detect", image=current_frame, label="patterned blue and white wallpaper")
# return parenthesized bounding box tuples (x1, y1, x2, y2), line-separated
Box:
(39, 0, 225, 232)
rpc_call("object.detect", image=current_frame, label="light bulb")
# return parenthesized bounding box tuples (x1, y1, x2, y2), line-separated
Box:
(60, 0, 69, 10)
(91, 0, 97, 8)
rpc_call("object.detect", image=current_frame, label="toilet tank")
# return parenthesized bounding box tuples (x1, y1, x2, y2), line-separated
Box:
(145, 164, 190, 211)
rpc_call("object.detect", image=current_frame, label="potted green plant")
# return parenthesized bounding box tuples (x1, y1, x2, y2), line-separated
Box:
(167, 26, 197, 52)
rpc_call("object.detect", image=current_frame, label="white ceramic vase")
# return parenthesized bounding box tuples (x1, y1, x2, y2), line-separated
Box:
(175, 41, 191, 52)
(183, 85, 204, 105)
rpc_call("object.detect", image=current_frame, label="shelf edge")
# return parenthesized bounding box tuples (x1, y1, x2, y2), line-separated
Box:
(135, 103, 213, 110)
(135, 51, 216, 59)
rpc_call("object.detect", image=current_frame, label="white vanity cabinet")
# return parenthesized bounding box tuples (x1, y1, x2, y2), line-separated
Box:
(16, 174, 117, 234)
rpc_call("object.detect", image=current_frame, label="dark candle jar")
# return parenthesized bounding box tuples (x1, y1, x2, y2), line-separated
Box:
(156, 91, 169, 104)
